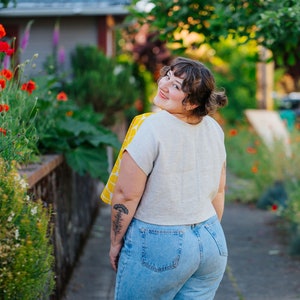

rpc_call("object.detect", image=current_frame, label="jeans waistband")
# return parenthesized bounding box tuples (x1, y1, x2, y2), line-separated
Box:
(189, 214, 218, 228)
(133, 214, 218, 229)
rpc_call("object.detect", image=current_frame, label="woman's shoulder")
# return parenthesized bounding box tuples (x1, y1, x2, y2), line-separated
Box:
(203, 115, 225, 136)
(131, 112, 154, 125)
(204, 115, 222, 127)
(138, 110, 167, 126)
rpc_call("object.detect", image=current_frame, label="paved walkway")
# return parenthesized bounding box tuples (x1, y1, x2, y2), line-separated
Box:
(63, 202, 300, 300)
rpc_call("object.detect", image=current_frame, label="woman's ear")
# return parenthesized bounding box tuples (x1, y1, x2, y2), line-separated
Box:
(185, 103, 199, 111)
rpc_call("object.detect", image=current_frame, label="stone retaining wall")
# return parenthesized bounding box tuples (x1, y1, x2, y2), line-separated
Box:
(20, 155, 102, 299)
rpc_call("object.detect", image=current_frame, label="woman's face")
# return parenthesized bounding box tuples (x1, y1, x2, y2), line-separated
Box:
(153, 70, 189, 118)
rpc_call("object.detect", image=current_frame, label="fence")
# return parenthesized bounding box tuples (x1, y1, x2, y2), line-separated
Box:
(20, 154, 102, 299)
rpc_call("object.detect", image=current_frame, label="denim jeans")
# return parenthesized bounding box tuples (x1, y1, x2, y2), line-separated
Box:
(115, 215, 228, 300)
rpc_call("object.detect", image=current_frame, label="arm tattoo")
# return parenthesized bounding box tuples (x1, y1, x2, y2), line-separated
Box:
(112, 204, 129, 238)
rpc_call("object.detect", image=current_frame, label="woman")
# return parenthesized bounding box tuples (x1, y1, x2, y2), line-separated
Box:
(109, 57, 228, 300)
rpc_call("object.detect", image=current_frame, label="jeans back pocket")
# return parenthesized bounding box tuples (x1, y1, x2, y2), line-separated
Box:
(140, 228, 184, 272)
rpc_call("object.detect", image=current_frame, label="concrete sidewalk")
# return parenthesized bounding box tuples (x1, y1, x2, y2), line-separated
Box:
(63, 202, 300, 300)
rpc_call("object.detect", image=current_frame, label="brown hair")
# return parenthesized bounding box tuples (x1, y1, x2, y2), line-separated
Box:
(159, 57, 228, 117)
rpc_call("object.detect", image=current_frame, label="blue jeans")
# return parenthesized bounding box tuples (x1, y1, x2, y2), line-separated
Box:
(115, 215, 228, 300)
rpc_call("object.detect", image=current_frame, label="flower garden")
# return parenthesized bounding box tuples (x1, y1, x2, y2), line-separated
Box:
(0, 22, 140, 298)
(1, 16, 300, 298)
(224, 123, 300, 255)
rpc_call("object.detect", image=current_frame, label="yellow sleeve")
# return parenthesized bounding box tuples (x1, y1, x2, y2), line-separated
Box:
(100, 113, 153, 205)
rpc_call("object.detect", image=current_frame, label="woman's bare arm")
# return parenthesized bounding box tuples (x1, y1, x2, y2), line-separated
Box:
(109, 151, 147, 271)
(212, 162, 226, 221)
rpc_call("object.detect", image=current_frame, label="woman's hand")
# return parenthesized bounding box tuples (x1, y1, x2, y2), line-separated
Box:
(109, 242, 123, 272)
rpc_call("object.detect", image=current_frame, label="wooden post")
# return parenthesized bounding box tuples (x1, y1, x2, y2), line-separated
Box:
(256, 46, 274, 110)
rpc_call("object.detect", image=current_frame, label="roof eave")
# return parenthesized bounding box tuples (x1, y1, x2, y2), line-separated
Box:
(0, 5, 129, 17)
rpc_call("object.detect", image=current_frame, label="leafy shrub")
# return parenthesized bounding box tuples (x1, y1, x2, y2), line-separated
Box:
(0, 158, 54, 299)
(33, 78, 121, 182)
(208, 38, 257, 124)
(283, 186, 300, 255)
(0, 58, 39, 166)
(0, 22, 55, 299)
(69, 46, 139, 125)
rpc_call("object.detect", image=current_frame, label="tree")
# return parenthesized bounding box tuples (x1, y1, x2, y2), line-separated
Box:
(0, 0, 16, 8)
(128, 0, 300, 90)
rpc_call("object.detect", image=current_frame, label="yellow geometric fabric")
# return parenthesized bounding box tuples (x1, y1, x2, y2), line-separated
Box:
(100, 112, 153, 205)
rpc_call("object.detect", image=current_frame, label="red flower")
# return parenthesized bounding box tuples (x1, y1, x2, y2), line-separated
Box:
(0, 104, 9, 112)
(0, 24, 6, 39)
(0, 41, 9, 52)
(0, 78, 6, 89)
(21, 80, 36, 94)
(0, 127, 6, 136)
(246, 147, 257, 154)
(0, 69, 13, 80)
(271, 204, 278, 211)
(0, 41, 14, 56)
(56, 91, 68, 101)
(5, 48, 15, 56)
(229, 129, 238, 136)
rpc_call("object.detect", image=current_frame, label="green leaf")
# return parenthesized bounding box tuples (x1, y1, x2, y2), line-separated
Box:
(57, 118, 98, 136)
(288, 54, 296, 66)
(65, 146, 109, 181)
(88, 132, 121, 149)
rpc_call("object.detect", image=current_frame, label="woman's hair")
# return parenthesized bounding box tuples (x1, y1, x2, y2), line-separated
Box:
(159, 57, 228, 117)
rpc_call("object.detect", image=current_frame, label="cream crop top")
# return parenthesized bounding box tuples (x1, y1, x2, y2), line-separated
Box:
(126, 110, 226, 225)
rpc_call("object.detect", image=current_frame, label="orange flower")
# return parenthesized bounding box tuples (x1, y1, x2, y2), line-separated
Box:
(251, 165, 258, 173)
(0, 78, 6, 89)
(229, 129, 238, 136)
(21, 80, 36, 94)
(0, 24, 6, 39)
(0, 104, 9, 112)
(66, 111, 73, 117)
(246, 147, 257, 154)
(254, 139, 260, 146)
(0, 69, 13, 80)
(0, 127, 7, 136)
(56, 91, 68, 101)
(134, 99, 143, 112)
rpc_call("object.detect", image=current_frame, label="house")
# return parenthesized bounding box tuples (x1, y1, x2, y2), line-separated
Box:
(0, 0, 131, 75)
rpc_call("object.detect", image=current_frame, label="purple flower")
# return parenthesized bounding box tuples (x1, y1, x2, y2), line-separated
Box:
(53, 22, 60, 47)
(20, 30, 30, 51)
(3, 55, 10, 69)
(20, 21, 33, 52)
(58, 46, 65, 64)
